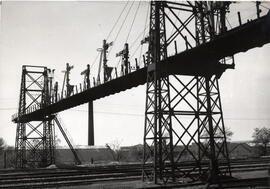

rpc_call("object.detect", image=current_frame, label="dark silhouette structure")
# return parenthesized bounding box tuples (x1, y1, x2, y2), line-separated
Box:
(12, 1, 270, 185)
(142, 1, 234, 184)
(14, 66, 55, 168)
(14, 66, 81, 168)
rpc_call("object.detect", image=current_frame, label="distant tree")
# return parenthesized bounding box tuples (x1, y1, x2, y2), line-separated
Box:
(223, 126, 233, 141)
(130, 145, 143, 161)
(252, 127, 270, 156)
(5, 146, 16, 168)
(0, 138, 16, 168)
(0, 137, 6, 153)
(55, 135, 61, 148)
(105, 139, 123, 162)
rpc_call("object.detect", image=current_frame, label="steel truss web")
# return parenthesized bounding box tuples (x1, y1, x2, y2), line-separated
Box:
(15, 66, 55, 168)
(15, 66, 81, 168)
(142, 1, 231, 184)
(143, 73, 175, 183)
(143, 74, 231, 183)
(197, 76, 231, 181)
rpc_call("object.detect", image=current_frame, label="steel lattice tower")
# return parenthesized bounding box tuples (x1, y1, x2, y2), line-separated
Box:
(142, 1, 232, 184)
(142, 1, 175, 183)
(194, 2, 232, 183)
(15, 66, 55, 168)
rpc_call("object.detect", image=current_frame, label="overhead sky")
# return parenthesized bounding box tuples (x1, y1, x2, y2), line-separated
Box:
(0, 1, 270, 147)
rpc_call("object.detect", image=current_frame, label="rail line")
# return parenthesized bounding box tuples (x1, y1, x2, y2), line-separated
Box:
(0, 158, 269, 188)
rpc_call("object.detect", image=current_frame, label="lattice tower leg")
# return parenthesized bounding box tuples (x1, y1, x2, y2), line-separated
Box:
(14, 66, 56, 168)
(43, 118, 56, 166)
(143, 74, 231, 183)
(15, 119, 55, 168)
(168, 75, 202, 182)
(15, 122, 26, 168)
(142, 70, 175, 184)
(15, 67, 27, 168)
(197, 75, 231, 182)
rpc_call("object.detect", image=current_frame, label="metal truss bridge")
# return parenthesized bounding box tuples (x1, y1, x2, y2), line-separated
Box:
(13, 12, 270, 123)
(12, 1, 270, 186)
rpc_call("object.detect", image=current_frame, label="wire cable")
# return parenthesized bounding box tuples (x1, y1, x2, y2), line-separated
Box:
(90, 52, 100, 69)
(129, 25, 149, 50)
(88, 2, 129, 83)
(138, 2, 150, 66)
(0, 108, 17, 110)
(70, 109, 144, 117)
(252, 1, 270, 10)
(130, 43, 141, 60)
(116, 57, 122, 71)
(125, 1, 141, 43)
(261, 4, 270, 10)
(108, 1, 135, 57)
(225, 16, 232, 29)
(129, 3, 150, 50)
(106, 1, 130, 41)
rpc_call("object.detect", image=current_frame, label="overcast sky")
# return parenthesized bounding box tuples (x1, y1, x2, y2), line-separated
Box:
(0, 1, 270, 147)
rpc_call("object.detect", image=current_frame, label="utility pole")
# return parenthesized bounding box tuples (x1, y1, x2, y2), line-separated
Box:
(81, 64, 90, 90)
(54, 82, 58, 103)
(61, 63, 74, 98)
(97, 40, 113, 84)
(103, 40, 113, 82)
(47, 69, 55, 104)
(103, 40, 108, 82)
(116, 43, 130, 76)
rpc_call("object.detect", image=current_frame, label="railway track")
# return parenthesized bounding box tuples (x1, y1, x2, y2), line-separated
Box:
(0, 158, 269, 188)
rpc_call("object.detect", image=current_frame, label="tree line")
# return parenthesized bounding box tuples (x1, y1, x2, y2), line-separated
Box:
(0, 126, 269, 167)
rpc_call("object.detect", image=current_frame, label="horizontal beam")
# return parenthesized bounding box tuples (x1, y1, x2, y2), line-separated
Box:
(161, 11, 270, 77)
(13, 11, 270, 123)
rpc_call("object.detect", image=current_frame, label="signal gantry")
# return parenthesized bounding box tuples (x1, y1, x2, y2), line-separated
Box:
(12, 1, 270, 186)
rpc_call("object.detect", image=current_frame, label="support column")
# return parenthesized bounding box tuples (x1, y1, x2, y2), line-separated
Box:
(142, 1, 175, 184)
(88, 101, 94, 146)
(197, 75, 231, 182)
(205, 76, 219, 180)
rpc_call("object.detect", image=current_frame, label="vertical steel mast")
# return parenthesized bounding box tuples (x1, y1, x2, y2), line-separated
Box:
(142, 1, 175, 183)
(194, 2, 232, 183)
(142, 1, 232, 184)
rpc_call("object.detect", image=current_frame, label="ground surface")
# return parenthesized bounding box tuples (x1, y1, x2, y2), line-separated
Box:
(1, 159, 269, 189)
(54, 170, 270, 189)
